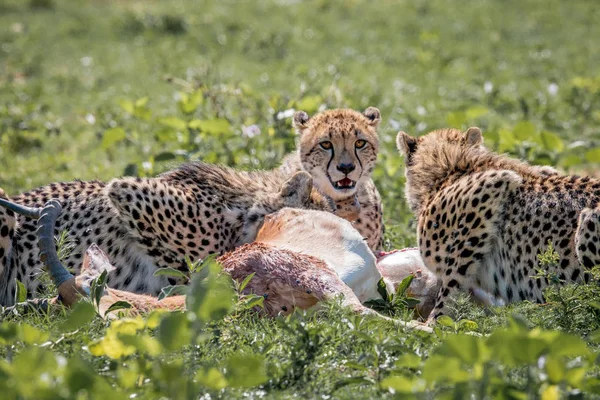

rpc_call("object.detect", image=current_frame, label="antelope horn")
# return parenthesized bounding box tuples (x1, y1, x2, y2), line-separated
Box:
(0, 198, 83, 305)
(35, 200, 84, 305)
(36, 200, 75, 287)
(0, 198, 43, 219)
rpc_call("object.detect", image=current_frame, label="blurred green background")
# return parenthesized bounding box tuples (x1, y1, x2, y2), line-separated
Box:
(1, 0, 600, 247)
(3, 2, 600, 399)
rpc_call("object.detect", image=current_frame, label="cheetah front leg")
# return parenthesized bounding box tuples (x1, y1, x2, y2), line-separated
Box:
(0, 188, 16, 284)
(418, 170, 522, 321)
(576, 208, 600, 273)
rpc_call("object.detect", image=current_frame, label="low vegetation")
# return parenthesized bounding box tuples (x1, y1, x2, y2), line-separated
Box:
(1, 0, 600, 398)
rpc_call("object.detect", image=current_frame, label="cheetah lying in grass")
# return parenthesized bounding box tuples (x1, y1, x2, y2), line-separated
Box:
(0, 200, 433, 331)
(280, 107, 385, 251)
(0, 164, 331, 305)
(396, 126, 597, 320)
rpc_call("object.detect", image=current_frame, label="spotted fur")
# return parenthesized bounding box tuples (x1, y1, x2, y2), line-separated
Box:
(0, 163, 331, 305)
(397, 127, 595, 320)
(280, 107, 385, 251)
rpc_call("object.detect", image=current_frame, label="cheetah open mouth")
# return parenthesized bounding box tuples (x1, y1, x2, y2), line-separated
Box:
(333, 178, 356, 190)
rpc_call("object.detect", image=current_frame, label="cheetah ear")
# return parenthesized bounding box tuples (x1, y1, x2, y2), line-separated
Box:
(464, 127, 483, 146)
(363, 107, 381, 127)
(396, 131, 418, 158)
(280, 171, 312, 204)
(293, 111, 310, 135)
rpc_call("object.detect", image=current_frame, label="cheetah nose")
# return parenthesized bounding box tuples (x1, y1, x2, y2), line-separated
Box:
(336, 163, 356, 175)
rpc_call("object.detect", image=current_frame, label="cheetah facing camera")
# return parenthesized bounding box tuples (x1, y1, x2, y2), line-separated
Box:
(0, 163, 332, 305)
(279, 107, 385, 251)
(396, 127, 597, 320)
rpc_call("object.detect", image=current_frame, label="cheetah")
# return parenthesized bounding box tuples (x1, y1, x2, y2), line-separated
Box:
(4, 200, 430, 331)
(396, 127, 597, 320)
(279, 107, 385, 251)
(0, 163, 331, 305)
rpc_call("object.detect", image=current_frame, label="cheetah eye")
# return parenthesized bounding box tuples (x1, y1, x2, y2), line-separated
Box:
(355, 139, 367, 149)
(319, 141, 333, 150)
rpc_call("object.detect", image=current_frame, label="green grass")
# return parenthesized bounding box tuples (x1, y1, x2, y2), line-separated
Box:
(2, 0, 600, 398)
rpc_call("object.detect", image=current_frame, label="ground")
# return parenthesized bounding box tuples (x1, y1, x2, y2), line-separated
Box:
(1, 0, 600, 398)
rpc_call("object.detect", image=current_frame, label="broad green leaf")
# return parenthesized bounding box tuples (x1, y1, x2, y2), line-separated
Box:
(118, 99, 135, 114)
(396, 275, 414, 297)
(157, 312, 190, 351)
(88, 318, 148, 358)
(118, 366, 138, 389)
(154, 152, 177, 162)
(0, 321, 19, 345)
(224, 354, 267, 388)
(158, 284, 188, 301)
(295, 95, 322, 114)
(159, 117, 188, 131)
(394, 353, 422, 369)
(487, 330, 548, 366)
(513, 121, 536, 141)
(544, 355, 564, 384)
(104, 301, 132, 316)
(241, 294, 264, 310)
(458, 319, 479, 332)
(123, 163, 138, 177)
(145, 310, 166, 329)
(189, 118, 231, 135)
(102, 127, 126, 149)
(548, 332, 590, 358)
(91, 270, 109, 309)
(153, 267, 188, 279)
(560, 154, 584, 169)
(422, 355, 470, 384)
(21, 324, 49, 345)
(155, 128, 180, 143)
(380, 375, 423, 393)
(384, 155, 401, 176)
(186, 259, 235, 323)
(588, 328, 600, 343)
(135, 97, 148, 108)
(196, 367, 228, 390)
(497, 129, 517, 153)
(540, 131, 564, 152)
(239, 272, 256, 292)
(446, 111, 466, 128)
(64, 357, 98, 394)
(14, 279, 27, 303)
(541, 385, 560, 400)
(565, 367, 586, 387)
(60, 301, 96, 332)
(465, 106, 489, 121)
(376, 277, 389, 300)
(585, 147, 600, 163)
(436, 315, 455, 328)
(437, 334, 488, 365)
(117, 333, 161, 357)
(334, 377, 375, 390)
(178, 90, 203, 115)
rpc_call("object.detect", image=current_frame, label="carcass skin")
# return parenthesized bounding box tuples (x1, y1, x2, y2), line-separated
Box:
(256, 208, 394, 303)
(376, 248, 440, 319)
(21, 207, 431, 331)
(220, 242, 368, 316)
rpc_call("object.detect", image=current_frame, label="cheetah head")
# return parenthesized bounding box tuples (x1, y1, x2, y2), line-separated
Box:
(293, 107, 380, 201)
(396, 127, 484, 213)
